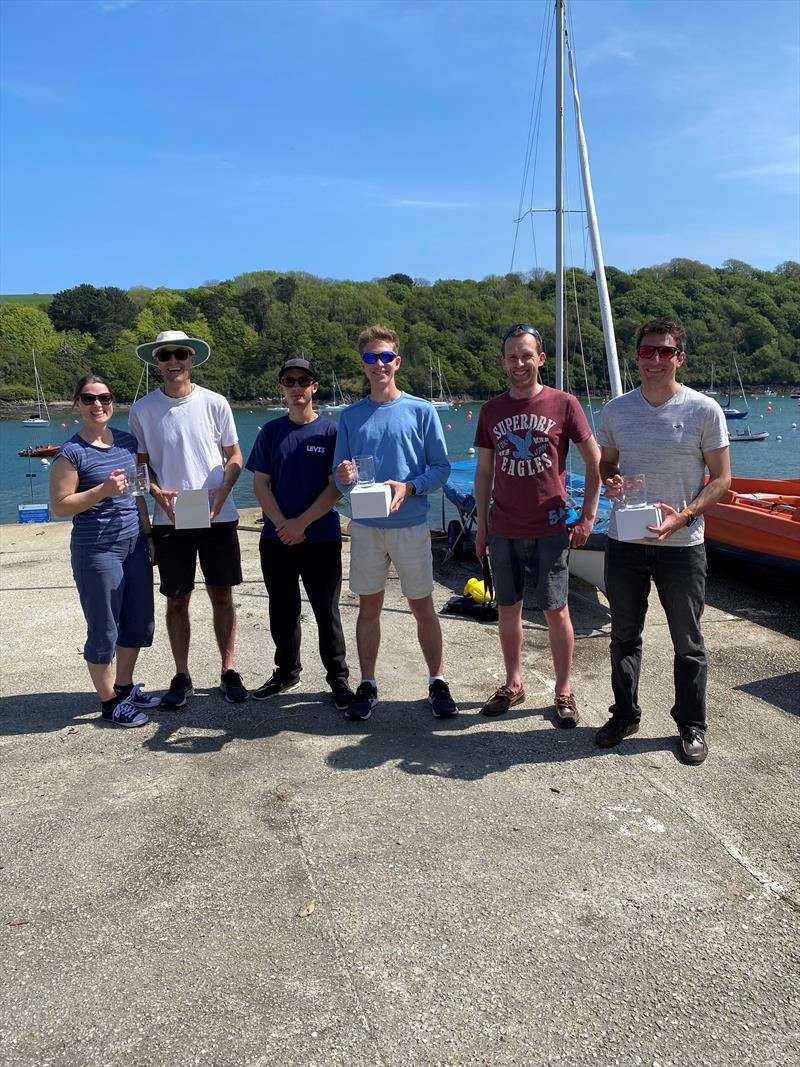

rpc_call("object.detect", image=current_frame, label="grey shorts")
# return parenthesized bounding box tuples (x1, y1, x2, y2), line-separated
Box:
(488, 530, 570, 611)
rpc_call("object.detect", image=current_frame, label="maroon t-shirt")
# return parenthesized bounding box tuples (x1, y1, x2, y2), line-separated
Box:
(474, 386, 592, 538)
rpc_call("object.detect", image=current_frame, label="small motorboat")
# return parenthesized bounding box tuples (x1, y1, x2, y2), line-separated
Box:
(704, 477, 800, 576)
(729, 427, 769, 443)
(18, 444, 60, 458)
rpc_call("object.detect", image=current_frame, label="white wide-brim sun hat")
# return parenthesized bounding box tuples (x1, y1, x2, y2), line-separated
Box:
(136, 330, 211, 367)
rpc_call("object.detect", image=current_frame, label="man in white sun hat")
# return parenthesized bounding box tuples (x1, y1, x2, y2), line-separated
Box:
(129, 330, 248, 708)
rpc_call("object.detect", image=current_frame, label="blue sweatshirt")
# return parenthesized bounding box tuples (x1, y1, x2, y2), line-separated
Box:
(333, 393, 451, 528)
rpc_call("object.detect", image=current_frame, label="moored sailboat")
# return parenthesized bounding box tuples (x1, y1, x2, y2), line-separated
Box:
(443, 0, 621, 591)
(21, 350, 51, 426)
(319, 369, 350, 414)
(428, 356, 454, 411)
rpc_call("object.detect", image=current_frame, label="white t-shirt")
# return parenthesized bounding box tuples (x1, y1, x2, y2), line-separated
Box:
(597, 385, 729, 547)
(129, 385, 240, 524)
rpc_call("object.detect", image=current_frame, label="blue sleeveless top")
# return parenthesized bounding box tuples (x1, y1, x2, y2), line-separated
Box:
(57, 428, 141, 547)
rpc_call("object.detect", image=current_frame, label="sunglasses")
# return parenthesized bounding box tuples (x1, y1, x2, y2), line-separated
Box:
(362, 351, 397, 364)
(79, 392, 113, 406)
(502, 324, 542, 344)
(637, 345, 680, 360)
(280, 375, 314, 387)
(155, 347, 193, 363)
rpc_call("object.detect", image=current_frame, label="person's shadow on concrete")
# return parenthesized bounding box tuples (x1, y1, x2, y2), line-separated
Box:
(229, 690, 684, 779)
(0, 688, 682, 773)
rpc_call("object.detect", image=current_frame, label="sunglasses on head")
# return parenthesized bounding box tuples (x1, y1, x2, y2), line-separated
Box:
(155, 347, 193, 363)
(362, 351, 397, 364)
(79, 392, 113, 406)
(280, 375, 314, 387)
(502, 323, 542, 344)
(637, 345, 680, 360)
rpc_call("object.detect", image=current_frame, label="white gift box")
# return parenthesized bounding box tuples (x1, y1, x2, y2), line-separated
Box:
(615, 504, 662, 541)
(175, 489, 211, 530)
(350, 482, 392, 520)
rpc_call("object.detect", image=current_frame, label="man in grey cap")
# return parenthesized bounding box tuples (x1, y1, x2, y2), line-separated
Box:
(246, 356, 353, 709)
(130, 330, 248, 707)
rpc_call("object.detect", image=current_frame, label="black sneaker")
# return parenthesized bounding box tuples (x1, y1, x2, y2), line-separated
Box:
(330, 679, 354, 710)
(220, 670, 248, 704)
(680, 727, 708, 765)
(252, 672, 301, 700)
(595, 715, 640, 748)
(101, 697, 149, 728)
(345, 682, 378, 721)
(429, 679, 458, 719)
(161, 673, 194, 710)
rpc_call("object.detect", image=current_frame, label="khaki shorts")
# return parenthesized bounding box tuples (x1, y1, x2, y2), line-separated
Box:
(349, 522, 434, 600)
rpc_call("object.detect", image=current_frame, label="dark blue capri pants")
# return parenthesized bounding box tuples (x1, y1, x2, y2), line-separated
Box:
(71, 532, 155, 664)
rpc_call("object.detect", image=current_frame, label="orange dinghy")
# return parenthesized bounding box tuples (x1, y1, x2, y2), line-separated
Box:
(704, 477, 800, 576)
(18, 444, 60, 458)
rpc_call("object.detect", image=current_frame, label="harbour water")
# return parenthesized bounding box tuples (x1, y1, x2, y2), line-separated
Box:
(1, 393, 798, 527)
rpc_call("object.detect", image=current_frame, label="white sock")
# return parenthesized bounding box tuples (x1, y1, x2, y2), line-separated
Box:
(360, 679, 377, 688)
(428, 675, 445, 685)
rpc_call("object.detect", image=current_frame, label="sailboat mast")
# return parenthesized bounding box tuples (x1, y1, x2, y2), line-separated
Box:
(555, 0, 565, 391)
(566, 43, 622, 399)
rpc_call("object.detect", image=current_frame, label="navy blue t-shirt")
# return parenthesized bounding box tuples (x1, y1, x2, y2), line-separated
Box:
(245, 414, 341, 542)
(56, 428, 140, 547)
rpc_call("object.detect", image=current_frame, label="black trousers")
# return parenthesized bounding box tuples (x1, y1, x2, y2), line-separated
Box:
(605, 539, 708, 731)
(259, 539, 348, 685)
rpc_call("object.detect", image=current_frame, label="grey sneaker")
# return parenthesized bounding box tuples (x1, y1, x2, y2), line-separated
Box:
(680, 727, 708, 765)
(428, 679, 458, 719)
(345, 682, 378, 722)
(481, 684, 525, 717)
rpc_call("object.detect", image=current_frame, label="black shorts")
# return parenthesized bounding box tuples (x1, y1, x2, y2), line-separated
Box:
(152, 521, 243, 597)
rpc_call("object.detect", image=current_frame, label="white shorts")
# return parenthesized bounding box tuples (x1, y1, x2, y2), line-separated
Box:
(349, 522, 434, 600)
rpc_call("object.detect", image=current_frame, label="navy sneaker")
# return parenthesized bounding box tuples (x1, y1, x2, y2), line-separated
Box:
(161, 673, 194, 710)
(330, 679, 354, 710)
(428, 679, 458, 719)
(220, 670, 248, 704)
(345, 682, 377, 721)
(115, 682, 161, 709)
(101, 698, 149, 728)
(252, 672, 301, 700)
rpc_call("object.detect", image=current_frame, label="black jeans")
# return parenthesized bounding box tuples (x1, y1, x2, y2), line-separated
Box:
(605, 539, 708, 731)
(259, 539, 348, 686)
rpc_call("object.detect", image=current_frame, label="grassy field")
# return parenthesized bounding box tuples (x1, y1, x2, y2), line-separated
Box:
(0, 293, 53, 306)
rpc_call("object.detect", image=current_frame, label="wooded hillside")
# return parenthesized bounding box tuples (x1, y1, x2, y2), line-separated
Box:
(1, 259, 798, 402)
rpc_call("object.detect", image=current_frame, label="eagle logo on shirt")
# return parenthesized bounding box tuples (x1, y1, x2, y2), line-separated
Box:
(506, 427, 534, 459)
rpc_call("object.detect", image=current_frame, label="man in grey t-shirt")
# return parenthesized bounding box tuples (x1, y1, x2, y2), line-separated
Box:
(596, 319, 730, 765)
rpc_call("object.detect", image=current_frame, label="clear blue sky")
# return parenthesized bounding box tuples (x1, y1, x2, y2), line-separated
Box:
(1, 0, 798, 293)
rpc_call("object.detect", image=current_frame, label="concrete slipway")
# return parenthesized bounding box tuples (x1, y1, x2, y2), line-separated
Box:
(0, 514, 797, 1067)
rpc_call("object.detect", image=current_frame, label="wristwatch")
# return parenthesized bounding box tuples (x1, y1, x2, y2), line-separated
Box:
(680, 506, 698, 527)
(406, 482, 417, 496)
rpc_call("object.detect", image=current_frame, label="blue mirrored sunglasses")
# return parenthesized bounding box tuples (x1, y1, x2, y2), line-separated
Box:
(502, 323, 542, 344)
(362, 351, 397, 364)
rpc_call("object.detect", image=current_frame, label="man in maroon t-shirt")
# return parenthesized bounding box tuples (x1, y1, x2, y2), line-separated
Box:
(474, 324, 601, 721)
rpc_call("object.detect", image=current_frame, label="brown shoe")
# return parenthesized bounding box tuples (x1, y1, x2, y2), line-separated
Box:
(554, 692, 579, 728)
(481, 685, 525, 717)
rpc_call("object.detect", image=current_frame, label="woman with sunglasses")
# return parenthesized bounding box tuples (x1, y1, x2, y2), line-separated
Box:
(49, 374, 158, 727)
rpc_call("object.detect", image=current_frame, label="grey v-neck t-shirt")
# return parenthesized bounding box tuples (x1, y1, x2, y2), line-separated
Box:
(597, 385, 729, 546)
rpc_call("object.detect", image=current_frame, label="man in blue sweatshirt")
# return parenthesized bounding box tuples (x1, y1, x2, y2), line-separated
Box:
(334, 324, 456, 722)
